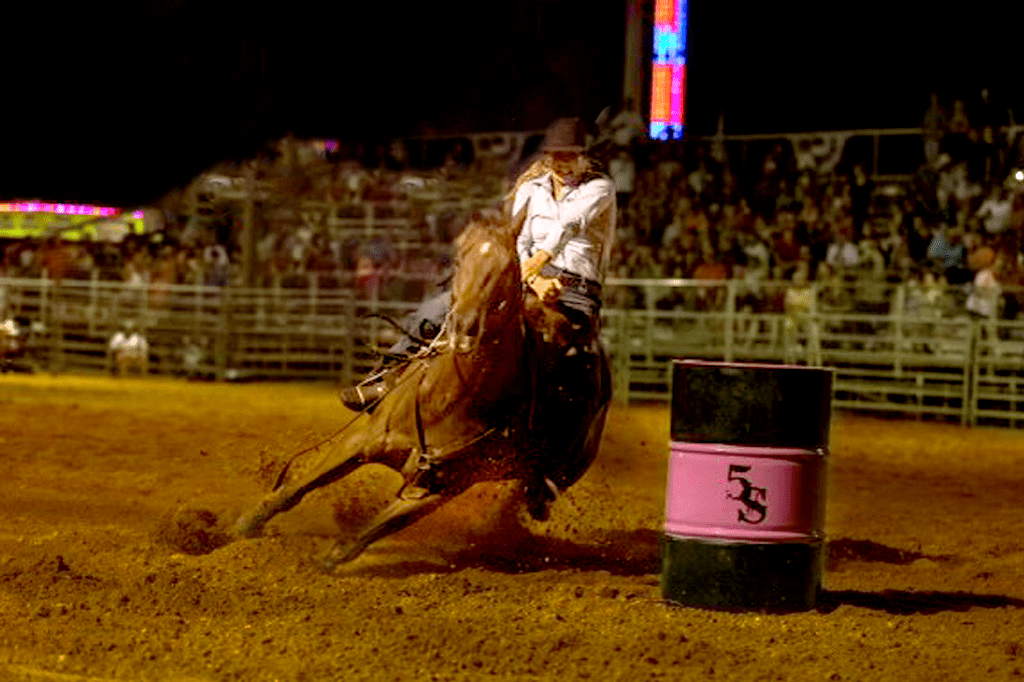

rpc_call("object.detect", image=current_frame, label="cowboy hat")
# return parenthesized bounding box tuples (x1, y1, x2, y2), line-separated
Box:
(541, 117, 587, 153)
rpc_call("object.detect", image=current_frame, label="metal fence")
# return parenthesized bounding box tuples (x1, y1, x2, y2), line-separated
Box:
(603, 278, 1024, 428)
(3, 276, 1023, 428)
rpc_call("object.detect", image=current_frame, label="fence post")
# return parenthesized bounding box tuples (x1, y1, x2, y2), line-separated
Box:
(192, 283, 201, 337)
(892, 284, 906, 375)
(723, 280, 736, 362)
(618, 306, 633, 404)
(39, 272, 59, 373)
(215, 286, 229, 380)
(272, 274, 282, 325)
(87, 269, 99, 337)
(967, 319, 979, 427)
(341, 288, 356, 387)
(308, 274, 318, 346)
(807, 282, 821, 366)
(256, 285, 266, 330)
(142, 276, 151, 329)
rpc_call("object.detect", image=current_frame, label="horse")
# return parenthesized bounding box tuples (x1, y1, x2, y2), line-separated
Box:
(233, 208, 611, 572)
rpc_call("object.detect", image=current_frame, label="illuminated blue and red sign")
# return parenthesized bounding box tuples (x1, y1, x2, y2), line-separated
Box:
(649, 0, 687, 141)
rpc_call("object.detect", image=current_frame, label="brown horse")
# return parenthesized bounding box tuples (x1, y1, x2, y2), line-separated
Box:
(234, 209, 610, 571)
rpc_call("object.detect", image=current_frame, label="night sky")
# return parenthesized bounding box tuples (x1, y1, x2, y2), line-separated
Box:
(3, 0, 1023, 208)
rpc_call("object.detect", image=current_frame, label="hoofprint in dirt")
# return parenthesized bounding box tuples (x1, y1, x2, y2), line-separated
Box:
(1, 374, 1023, 681)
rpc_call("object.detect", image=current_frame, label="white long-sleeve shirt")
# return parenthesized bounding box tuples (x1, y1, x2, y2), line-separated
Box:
(513, 173, 616, 284)
(109, 332, 148, 356)
(967, 267, 1001, 318)
(976, 196, 1012, 234)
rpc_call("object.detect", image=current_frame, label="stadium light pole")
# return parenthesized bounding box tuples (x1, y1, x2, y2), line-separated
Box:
(623, 0, 644, 108)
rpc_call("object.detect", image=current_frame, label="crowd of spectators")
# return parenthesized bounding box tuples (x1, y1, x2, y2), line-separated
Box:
(3, 91, 1024, 325)
(597, 90, 1024, 323)
(0, 133, 503, 303)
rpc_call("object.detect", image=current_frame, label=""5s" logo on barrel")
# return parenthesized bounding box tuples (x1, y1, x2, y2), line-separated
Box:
(727, 464, 767, 524)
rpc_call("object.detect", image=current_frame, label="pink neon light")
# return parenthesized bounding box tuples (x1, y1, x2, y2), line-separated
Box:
(671, 64, 685, 126)
(0, 202, 129, 215)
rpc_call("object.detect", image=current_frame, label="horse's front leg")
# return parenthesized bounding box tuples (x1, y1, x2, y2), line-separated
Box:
(317, 492, 449, 572)
(234, 451, 365, 538)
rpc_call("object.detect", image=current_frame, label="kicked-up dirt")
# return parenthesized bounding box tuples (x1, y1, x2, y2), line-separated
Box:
(1, 374, 1024, 681)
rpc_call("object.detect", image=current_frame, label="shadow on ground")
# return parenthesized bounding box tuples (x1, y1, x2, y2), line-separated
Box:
(821, 537, 1024, 614)
(818, 589, 1024, 615)
(337, 528, 663, 579)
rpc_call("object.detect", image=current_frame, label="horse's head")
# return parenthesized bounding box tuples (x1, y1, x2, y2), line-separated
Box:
(447, 210, 523, 348)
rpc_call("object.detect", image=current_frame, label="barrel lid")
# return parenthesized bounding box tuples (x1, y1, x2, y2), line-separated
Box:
(671, 360, 833, 449)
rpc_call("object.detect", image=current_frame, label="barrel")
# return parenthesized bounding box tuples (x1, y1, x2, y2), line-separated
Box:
(660, 359, 833, 612)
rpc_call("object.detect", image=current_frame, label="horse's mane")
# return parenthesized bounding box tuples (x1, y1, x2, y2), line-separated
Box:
(454, 208, 519, 251)
(444, 208, 524, 351)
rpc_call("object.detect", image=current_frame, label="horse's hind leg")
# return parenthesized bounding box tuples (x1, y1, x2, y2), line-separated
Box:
(234, 452, 364, 538)
(316, 492, 449, 572)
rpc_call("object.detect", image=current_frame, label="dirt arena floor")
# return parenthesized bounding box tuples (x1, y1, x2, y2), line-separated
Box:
(1, 374, 1024, 681)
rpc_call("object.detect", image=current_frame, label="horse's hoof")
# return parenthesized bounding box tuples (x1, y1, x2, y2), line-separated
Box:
(315, 554, 339, 574)
(316, 540, 362, 573)
(526, 498, 552, 521)
(233, 510, 267, 538)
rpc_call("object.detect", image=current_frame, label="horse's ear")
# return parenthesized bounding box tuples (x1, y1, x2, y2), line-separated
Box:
(508, 202, 528, 240)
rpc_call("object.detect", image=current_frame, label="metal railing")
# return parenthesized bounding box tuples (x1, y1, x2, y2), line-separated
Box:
(4, 276, 1023, 428)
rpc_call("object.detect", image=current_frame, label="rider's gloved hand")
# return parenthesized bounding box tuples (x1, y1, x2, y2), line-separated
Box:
(527, 275, 562, 304)
(520, 249, 552, 283)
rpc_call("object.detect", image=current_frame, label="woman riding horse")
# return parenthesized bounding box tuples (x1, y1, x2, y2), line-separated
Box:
(343, 117, 616, 518)
(344, 118, 615, 405)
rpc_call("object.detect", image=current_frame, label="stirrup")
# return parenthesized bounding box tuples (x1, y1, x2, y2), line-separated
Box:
(341, 380, 391, 412)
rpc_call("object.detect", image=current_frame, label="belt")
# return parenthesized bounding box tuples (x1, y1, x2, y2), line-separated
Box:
(540, 264, 602, 301)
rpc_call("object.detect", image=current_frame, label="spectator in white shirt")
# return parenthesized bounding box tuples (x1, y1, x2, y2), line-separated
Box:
(975, 186, 1013, 235)
(825, 226, 861, 274)
(109, 322, 149, 376)
(607, 149, 636, 209)
(604, 98, 646, 150)
(966, 251, 1003, 319)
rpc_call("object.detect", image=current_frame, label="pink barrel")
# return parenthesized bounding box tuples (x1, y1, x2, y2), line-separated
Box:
(661, 360, 833, 612)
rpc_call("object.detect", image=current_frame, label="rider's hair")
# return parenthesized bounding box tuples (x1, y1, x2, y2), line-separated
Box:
(504, 153, 602, 207)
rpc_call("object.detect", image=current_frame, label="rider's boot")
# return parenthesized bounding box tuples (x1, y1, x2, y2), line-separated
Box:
(342, 316, 444, 412)
(341, 363, 404, 412)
